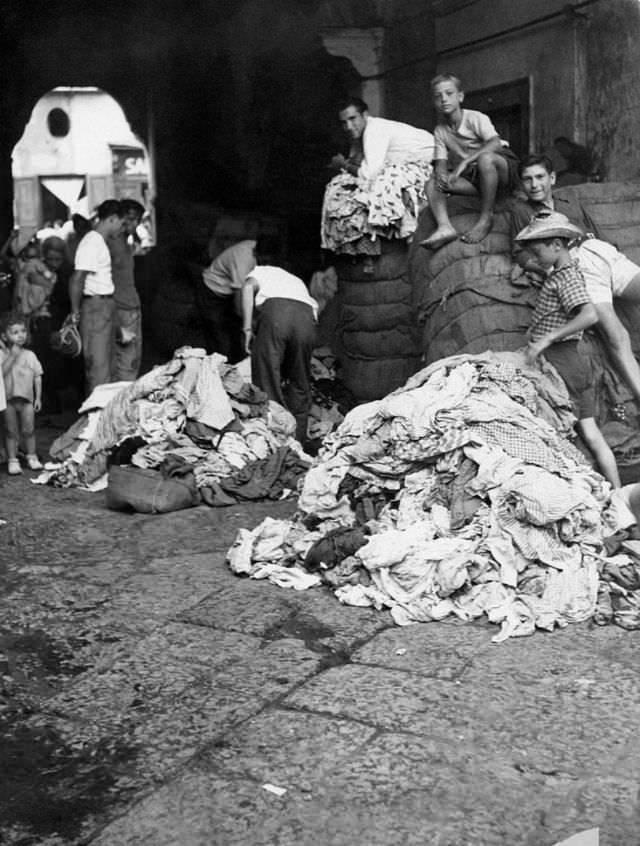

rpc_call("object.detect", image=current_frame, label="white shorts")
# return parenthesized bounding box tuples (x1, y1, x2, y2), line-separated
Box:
(571, 239, 640, 304)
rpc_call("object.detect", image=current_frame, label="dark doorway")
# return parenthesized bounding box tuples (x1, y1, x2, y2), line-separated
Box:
(40, 180, 71, 224)
(464, 78, 530, 160)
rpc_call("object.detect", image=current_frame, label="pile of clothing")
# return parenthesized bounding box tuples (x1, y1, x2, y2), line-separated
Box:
(39, 347, 311, 505)
(307, 346, 356, 449)
(321, 163, 430, 255)
(227, 350, 640, 641)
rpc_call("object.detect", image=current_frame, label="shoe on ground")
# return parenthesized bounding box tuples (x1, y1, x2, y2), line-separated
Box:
(26, 455, 43, 470)
(8, 459, 22, 475)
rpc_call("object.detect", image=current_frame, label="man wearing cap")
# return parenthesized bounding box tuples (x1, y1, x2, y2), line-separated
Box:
(515, 211, 621, 488)
(511, 154, 640, 408)
(69, 199, 124, 393)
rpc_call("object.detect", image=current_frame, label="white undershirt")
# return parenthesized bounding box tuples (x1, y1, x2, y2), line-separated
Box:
(359, 116, 435, 181)
(247, 266, 319, 320)
(74, 230, 114, 296)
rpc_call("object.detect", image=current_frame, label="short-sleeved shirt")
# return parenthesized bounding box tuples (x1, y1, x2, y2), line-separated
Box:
(0, 348, 43, 402)
(529, 262, 591, 343)
(246, 266, 319, 320)
(108, 233, 140, 309)
(433, 109, 499, 167)
(202, 240, 256, 297)
(570, 239, 640, 304)
(359, 117, 435, 180)
(74, 230, 114, 296)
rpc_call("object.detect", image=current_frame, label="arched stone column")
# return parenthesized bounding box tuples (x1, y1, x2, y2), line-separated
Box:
(321, 27, 386, 115)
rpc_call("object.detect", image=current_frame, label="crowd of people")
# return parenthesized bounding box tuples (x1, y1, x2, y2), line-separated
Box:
(320, 72, 640, 493)
(0, 198, 147, 473)
(1, 69, 640, 495)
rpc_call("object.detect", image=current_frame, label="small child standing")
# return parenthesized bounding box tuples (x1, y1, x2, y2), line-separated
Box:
(0, 312, 43, 475)
(515, 212, 620, 488)
(421, 73, 519, 249)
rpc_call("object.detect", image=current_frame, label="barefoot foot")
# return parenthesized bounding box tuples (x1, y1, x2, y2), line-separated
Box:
(419, 225, 458, 250)
(460, 217, 493, 244)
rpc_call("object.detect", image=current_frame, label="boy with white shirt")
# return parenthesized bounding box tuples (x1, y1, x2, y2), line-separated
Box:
(69, 199, 123, 393)
(421, 74, 519, 249)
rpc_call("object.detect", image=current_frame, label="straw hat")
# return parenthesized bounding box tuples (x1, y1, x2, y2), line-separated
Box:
(515, 211, 584, 242)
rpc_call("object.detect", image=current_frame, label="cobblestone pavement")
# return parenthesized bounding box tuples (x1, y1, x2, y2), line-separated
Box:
(1, 427, 640, 845)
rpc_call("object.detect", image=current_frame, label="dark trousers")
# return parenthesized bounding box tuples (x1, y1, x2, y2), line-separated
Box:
(251, 298, 317, 443)
(197, 285, 244, 364)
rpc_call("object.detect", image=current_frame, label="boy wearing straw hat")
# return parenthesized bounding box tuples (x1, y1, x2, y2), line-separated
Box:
(515, 210, 620, 488)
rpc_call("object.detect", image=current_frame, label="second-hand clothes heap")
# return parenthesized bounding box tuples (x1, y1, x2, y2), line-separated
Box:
(40, 347, 312, 507)
(227, 350, 640, 641)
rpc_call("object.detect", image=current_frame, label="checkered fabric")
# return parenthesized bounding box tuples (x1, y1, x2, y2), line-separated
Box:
(470, 420, 585, 478)
(529, 262, 591, 343)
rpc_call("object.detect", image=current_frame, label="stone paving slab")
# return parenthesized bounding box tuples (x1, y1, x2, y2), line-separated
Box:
(178, 580, 304, 637)
(199, 708, 376, 784)
(88, 752, 636, 846)
(3, 464, 640, 846)
(351, 618, 494, 677)
(178, 577, 393, 652)
(284, 661, 640, 779)
(38, 630, 323, 787)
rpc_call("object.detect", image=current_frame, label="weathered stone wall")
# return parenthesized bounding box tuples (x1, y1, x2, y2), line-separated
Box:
(382, 0, 640, 180)
(585, 0, 640, 181)
(381, 0, 437, 129)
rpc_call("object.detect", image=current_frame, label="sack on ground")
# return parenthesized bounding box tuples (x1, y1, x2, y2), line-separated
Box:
(106, 465, 199, 514)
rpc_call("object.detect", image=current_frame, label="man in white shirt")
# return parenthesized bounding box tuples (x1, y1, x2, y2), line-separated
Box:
(322, 97, 434, 254)
(241, 240, 320, 442)
(333, 98, 434, 181)
(69, 199, 124, 393)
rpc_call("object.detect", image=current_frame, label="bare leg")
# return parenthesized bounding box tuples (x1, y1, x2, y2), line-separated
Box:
(619, 272, 640, 302)
(594, 303, 640, 405)
(578, 417, 621, 488)
(420, 179, 459, 249)
(3, 405, 19, 461)
(460, 152, 510, 244)
(19, 402, 37, 458)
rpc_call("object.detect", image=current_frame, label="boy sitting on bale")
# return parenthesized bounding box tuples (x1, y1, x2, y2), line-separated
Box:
(515, 211, 620, 488)
(421, 73, 519, 249)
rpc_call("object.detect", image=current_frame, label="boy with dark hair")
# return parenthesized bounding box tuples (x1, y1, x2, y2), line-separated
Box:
(509, 153, 595, 276)
(515, 211, 620, 487)
(108, 199, 145, 381)
(512, 154, 640, 409)
(421, 73, 519, 249)
(69, 199, 123, 392)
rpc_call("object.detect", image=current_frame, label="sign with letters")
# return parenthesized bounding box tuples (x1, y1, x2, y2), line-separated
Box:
(111, 146, 148, 179)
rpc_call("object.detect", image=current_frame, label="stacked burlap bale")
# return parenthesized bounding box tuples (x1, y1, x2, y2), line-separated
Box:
(408, 195, 537, 362)
(332, 239, 422, 402)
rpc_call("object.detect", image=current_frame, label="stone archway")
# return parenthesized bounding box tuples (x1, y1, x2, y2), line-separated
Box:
(11, 87, 154, 244)
(0, 0, 368, 258)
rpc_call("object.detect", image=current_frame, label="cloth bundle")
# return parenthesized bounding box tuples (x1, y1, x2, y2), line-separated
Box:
(227, 350, 638, 641)
(321, 161, 431, 255)
(41, 347, 310, 501)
